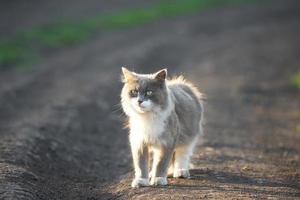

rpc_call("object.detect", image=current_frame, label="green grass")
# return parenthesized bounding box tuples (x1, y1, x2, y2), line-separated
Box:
(290, 71, 300, 90)
(296, 124, 300, 133)
(0, 0, 258, 68)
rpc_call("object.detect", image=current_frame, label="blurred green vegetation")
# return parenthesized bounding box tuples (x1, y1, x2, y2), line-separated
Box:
(0, 0, 257, 69)
(290, 71, 300, 90)
(296, 124, 300, 134)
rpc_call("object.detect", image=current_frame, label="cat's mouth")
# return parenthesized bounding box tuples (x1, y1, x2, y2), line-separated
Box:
(138, 104, 146, 108)
(129, 99, 152, 113)
(137, 101, 151, 109)
(137, 104, 147, 111)
(135, 103, 150, 113)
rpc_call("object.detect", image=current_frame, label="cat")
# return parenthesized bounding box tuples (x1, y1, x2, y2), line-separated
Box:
(120, 67, 204, 187)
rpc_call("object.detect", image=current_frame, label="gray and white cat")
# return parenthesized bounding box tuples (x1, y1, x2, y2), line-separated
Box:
(121, 67, 204, 187)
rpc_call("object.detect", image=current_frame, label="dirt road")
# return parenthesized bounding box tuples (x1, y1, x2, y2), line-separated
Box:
(0, 0, 299, 199)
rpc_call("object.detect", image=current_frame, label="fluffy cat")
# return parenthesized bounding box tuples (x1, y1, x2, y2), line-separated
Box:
(121, 67, 204, 187)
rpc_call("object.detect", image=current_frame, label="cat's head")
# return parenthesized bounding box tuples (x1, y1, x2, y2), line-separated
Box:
(121, 67, 168, 115)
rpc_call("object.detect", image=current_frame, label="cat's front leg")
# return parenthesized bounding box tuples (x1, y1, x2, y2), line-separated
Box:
(173, 140, 197, 178)
(130, 136, 149, 188)
(150, 146, 174, 186)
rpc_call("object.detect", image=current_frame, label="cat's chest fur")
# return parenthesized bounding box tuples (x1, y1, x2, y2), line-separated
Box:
(129, 112, 168, 145)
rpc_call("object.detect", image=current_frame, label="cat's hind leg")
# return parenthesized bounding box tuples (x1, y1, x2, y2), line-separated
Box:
(167, 153, 175, 177)
(173, 140, 197, 178)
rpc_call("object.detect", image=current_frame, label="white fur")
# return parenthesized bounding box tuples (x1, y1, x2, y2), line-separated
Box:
(130, 114, 166, 147)
(173, 169, 190, 178)
(150, 177, 168, 186)
(173, 138, 198, 178)
(131, 178, 150, 188)
(126, 90, 174, 147)
(130, 97, 153, 113)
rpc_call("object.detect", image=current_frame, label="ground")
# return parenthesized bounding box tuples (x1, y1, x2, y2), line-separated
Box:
(0, 0, 299, 199)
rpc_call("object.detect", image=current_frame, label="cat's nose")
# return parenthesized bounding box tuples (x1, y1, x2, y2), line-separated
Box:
(137, 99, 143, 104)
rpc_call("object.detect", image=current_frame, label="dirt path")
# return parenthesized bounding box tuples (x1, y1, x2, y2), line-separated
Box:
(0, 0, 300, 199)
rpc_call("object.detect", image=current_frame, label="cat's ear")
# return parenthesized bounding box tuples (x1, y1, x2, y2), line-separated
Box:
(121, 67, 137, 82)
(154, 68, 167, 81)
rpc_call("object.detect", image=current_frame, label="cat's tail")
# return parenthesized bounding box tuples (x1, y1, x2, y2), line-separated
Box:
(200, 101, 205, 138)
(186, 80, 205, 138)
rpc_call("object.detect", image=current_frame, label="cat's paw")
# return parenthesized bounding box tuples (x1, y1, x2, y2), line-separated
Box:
(173, 169, 190, 178)
(131, 178, 150, 188)
(167, 166, 174, 178)
(150, 177, 168, 186)
(149, 170, 153, 179)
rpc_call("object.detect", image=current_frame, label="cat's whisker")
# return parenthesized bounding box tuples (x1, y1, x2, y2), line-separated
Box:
(111, 103, 123, 113)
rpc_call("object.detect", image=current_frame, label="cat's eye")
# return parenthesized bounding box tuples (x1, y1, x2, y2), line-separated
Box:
(130, 89, 138, 97)
(145, 90, 153, 96)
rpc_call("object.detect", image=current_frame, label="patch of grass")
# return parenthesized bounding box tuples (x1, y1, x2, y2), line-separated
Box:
(290, 71, 300, 90)
(24, 23, 95, 48)
(0, 0, 258, 69)
(296, 124, 300, 133)
(0, 40, 25, 65)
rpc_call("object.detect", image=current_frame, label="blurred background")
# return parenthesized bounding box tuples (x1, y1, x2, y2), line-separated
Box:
(0, 0, 299, 199)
